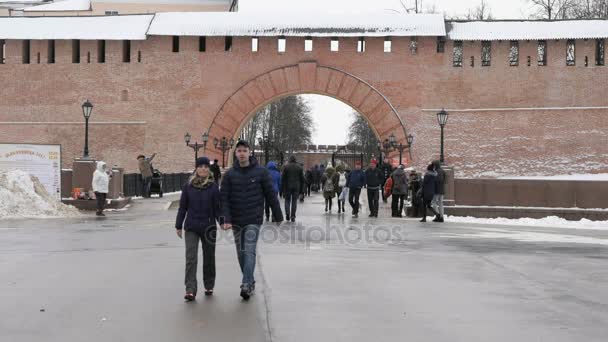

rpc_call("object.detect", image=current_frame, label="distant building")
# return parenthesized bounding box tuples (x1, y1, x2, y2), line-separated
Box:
(16, 0, 237, 16)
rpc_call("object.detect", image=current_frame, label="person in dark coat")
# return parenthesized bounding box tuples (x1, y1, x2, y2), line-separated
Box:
(305, 168, 313, 196)
(390, 165, 408, 217)
(408, 170, 422, 217)
(432, 160, 446, 222)
(265, 161, 282, 222)
(220, 140, 283, 300)
(420, 164, 440, 222)
(346, 161, 366, 218)
(281, 155, 305, 222)
(210, 159, 222, 185)
(175, 157, 220, 301)
(380, 158, 393, 203)
(365, 160, 383, 217)
(312, 165, 321, 192)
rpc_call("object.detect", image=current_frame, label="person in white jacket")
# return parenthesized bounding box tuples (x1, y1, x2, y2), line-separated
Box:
(92, 161, 111, 216)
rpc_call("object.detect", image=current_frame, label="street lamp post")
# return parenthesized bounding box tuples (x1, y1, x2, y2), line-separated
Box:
(184, 131, 209, 166)
(386, 133, 414, 165)
(214, 136, 234, 168)
(81, 100, 93, 158)
(437, 109, 449, 164)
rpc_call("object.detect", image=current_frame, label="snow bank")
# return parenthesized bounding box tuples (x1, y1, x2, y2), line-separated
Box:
(0, 170, 81, 219)
(499, 174, 608, 181)
(446, 215, 608, 230)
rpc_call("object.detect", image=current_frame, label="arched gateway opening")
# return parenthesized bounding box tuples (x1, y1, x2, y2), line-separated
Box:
(206, 62, 411, 166)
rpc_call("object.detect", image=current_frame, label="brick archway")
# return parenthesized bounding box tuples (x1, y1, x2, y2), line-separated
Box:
(206, 62, 409, 164)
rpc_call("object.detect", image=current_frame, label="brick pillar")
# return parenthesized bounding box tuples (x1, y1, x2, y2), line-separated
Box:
(443, 165, 456, 207)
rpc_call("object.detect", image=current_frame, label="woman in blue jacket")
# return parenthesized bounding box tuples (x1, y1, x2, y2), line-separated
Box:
(175, 157, 221, 301)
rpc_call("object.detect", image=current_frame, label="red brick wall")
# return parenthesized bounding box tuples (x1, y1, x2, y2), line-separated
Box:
(1, 36, 606, 177)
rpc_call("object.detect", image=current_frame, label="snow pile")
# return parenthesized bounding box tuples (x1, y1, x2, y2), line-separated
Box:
(0, 170, 81, 219)
(446, 215, 608, 230)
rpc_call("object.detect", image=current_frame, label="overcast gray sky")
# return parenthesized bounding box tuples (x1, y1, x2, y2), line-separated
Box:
(239, 0, 534, 144)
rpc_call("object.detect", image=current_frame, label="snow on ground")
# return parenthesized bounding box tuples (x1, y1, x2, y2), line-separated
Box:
(0, 170, 81, 219)
(499, 173, 608, 181)
(439, 226, 608, 246)
(445, 215, 608, 230)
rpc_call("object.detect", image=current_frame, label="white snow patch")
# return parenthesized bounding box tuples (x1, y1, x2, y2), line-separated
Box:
(448, 20, 608, 41)
(446, 215, 608, 230)
(440, 227, 608, 246)
(499, 173, 608, 181)
(0, 170, 81, 219)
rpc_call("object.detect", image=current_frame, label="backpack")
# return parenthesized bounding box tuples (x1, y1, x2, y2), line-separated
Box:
(325, 177, 334, 193)
(338, 173, 347, 187)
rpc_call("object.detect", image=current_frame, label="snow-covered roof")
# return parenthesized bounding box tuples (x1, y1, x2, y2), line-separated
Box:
(23, 0, 90, 12)
(0, 15, 153, 40)
(447, 20, 608, 41)
(147, 12, 447, 37)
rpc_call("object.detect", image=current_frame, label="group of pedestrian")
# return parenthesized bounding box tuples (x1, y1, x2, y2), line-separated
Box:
(170, 141, 446, 304)
(174, 140, 283, 302)
(417, 160, 446, 223)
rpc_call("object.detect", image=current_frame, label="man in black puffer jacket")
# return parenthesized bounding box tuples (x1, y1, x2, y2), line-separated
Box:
(281, 155, 305, 222)
(221, 140, 283, 300)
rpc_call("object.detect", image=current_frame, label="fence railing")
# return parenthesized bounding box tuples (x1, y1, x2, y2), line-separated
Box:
(123, 172, 191, 197)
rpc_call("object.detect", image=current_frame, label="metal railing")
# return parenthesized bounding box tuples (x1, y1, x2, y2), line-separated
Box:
(123, 172, 191, 197)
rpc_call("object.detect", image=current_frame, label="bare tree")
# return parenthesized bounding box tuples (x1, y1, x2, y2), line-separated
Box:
(385, 0, 422, 14)
(241, 96, 314, 159)
(347, 111, 380, 163)
(528, 0, 578, 19)
(571, 0, 608, 18)
(465, 0, 494, 20)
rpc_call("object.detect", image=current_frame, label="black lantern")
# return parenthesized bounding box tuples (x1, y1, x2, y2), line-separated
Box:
(81, 99, 93, 158)
(437, 108, 449, 164)
(185, 130, 209, 166)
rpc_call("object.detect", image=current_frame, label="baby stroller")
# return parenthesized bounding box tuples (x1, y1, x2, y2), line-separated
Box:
(149, 169, 164, 198)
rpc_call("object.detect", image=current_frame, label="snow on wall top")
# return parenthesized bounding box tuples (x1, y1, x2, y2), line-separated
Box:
(147, 12, 447, 37)
(23, 0, 90, 11)
(0, 14, 153, 40)
(448, 20, 608, 41)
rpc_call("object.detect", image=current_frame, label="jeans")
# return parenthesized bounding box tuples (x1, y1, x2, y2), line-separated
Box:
(421, 198, 439, 218)
(367, 188, 379, 215)
(348, 187, 362, 214)
(265, 193, 279, 220)
(391, 194, 406, 216)
(284, 188, 299, 219)
(432, 194, 445, 217)
(233, 224, 260, 285)
(142, 176, 152, 198)
(185, 229, 216, 293)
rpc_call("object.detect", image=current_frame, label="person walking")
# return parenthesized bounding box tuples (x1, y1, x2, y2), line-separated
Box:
(321, 166, 339, 213)
(365, 159, 383, 217)
(265, 161, 282, 222)
(408, 170, 422, 218)
(390, 165, 409, 217)
(175, 157, 220, 301)
(137, 153, 156, 198)
(305, 167, 313, 196)
(92, 161, 111, 217)
(281, 155, 305, 222)
(380, 158, 393, 203)
(419, 164, 440, 222)
(346, 161, 366, 218)
(335, 164, 348, 214)
(220, 140, 283, 300)
(312, 165, 321, 192)
(432, 160, 446, 222)
(210, 159, 222, 185)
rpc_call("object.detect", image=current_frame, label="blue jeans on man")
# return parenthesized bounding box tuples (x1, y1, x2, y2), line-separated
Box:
(232, 224, 261, 286)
